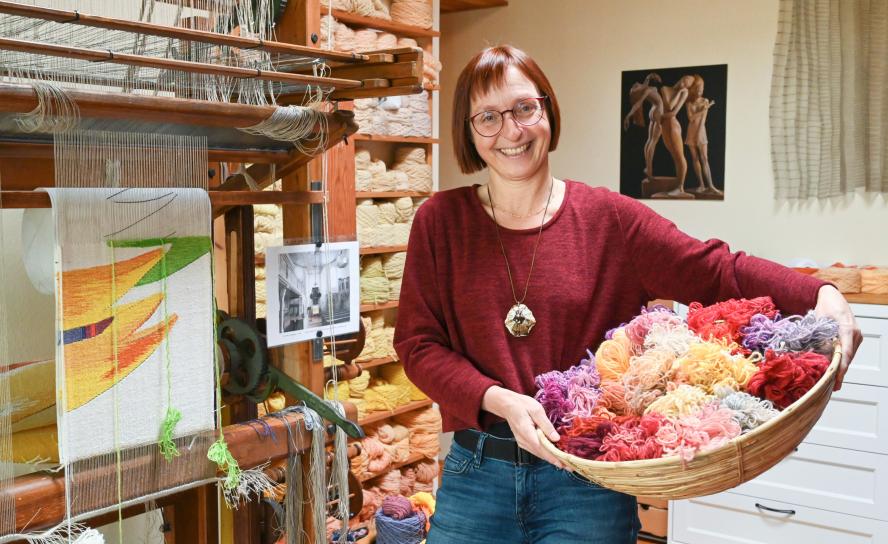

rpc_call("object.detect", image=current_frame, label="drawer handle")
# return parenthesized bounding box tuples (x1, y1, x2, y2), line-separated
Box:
(755, 503, 796, 516)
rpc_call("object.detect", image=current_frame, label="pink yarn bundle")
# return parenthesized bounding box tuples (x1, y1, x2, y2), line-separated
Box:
(655, 404, 741, 462)
(624, 306, 685, 353)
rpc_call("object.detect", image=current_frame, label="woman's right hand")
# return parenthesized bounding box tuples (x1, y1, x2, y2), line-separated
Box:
(481, 386, 569, 470)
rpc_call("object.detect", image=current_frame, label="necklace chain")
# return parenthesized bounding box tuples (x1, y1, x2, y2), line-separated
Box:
(487, 179, 555, 305)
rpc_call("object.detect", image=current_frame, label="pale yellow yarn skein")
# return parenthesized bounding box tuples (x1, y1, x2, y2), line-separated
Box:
(379, 363, 427, 401)
(644, 384, 714, 418)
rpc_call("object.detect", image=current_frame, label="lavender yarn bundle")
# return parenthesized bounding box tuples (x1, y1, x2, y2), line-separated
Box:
(741, 311, 839, 354)
(534, 353, 602, 427)
(375, 496, 426, 544)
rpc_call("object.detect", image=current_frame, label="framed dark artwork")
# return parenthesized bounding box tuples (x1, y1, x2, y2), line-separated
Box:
(620, 64, 727, 200)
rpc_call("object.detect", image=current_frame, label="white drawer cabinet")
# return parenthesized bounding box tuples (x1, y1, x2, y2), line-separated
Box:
(804, 382, 888, 455)
(731, 442, 888, 521)
(671, 493, 888, 544)
(847, 316, 888, 387)
(670, 304, 888, 543)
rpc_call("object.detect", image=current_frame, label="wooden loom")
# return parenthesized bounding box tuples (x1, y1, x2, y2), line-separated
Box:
(0, 0, 410, 541)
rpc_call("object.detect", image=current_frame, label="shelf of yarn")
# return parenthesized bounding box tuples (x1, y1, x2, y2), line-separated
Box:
(359, 451, 427, 483)
(361, 300, 399, 312)
(356, 191, 432, 198)
(321, 6, 440, 38)
(319, 2, 442, 90)
(359, 399, 433, 426)
(360, 356, 399, 370)
(360, 245, 409, 255)
(354, 134, 438, 144)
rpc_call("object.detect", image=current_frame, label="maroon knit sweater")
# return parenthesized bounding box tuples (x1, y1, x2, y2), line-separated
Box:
(393, 181, 826, 433)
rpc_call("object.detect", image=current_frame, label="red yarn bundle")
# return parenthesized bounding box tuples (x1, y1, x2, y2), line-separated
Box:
(687, 296, 778, 343)
(746, 350, 830, 409)
(597, 413, 666, 462)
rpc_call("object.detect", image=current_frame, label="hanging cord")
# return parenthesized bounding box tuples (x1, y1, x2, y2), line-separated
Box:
(207, 232, 242, 491)
(109, 240, 124, 543)
(158, 238, 183, 460)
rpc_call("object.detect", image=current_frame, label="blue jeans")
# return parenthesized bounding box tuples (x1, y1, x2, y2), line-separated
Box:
(429, 435, 640, 544)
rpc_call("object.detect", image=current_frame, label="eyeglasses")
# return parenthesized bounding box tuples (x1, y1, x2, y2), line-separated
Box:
(467, 96, 548, 137)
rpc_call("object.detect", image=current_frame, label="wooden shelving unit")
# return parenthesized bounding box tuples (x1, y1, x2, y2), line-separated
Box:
(358, 399, 434, 426)
(360, 300, 399, 312)
(359, 451, 428, 483)
(353, 134, 438, 144)
(441, 0, 508, 12)
(359, 356, 398, 370)
(321, 2, 441, 512)
(360, 245, 408, 255)
(321, 6, 440, 39)
(356, 191, 431, 198)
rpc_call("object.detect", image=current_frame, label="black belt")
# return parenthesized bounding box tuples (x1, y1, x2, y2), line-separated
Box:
(453, 423, 541, 466)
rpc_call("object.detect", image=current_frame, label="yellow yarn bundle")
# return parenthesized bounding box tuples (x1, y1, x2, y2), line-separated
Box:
(379, 363, 427, 401)
(672, 342, 759, 393)
(325, 381, 350, 401)
(364, 383, 412, 412)
(595, 338, 632, 381)
(348, 369, 371, 397)
(644, 384, 715, 418)
(361, 256, 390, 304)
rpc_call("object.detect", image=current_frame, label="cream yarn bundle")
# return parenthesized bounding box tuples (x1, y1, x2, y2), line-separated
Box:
(254, 195, 282, 318)
(360, 256, 390, 304)
(353, 92, 431, 137)
(390, 0, 433, 29)
(321, 0, 391, 20)
(392, 146, 432, 192)
(397, 37, 442, 86)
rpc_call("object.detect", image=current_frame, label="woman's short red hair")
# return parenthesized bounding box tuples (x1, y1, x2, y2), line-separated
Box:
(452, 45, 561, 174)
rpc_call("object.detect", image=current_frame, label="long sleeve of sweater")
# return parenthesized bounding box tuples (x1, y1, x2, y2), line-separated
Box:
(609, 192, 826, 315)
(394, 203, 503, 430)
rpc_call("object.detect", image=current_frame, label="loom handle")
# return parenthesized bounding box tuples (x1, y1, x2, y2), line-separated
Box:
(268, 365, 365, 439)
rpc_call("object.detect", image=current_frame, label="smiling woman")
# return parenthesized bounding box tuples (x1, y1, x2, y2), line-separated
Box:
(393, 44, 859, 544)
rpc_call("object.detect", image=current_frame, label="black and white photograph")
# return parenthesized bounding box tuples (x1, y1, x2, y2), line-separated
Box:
(265, 241, 360, 347)
(620, 64, 727, 200)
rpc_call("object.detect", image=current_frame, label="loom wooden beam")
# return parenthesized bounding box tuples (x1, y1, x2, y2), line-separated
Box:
(0, 37, 363, 90)
(1, 412, 326, 534)
(0, 140, 289, 164)
(0, 190, 325, 210)
(0, 0, 369, 65)
(0, 83, 355, 130)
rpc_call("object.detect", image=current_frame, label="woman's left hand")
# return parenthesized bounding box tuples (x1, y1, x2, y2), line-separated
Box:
(814, 285, 863, 390)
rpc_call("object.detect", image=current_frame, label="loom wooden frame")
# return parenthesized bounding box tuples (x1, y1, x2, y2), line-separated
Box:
(0, 0, 422, 539)
(538, 345, 843, 499)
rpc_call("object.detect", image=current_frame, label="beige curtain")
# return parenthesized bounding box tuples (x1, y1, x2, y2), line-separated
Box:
(770, 0, 888, 199)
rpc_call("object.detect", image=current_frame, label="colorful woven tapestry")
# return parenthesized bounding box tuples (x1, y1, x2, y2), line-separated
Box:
(48, 188, 217, 516)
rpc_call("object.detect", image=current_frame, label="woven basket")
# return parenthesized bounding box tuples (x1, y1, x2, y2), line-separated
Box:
(538, 346, 842, 500)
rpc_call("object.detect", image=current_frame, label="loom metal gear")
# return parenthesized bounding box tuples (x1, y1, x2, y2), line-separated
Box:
(217, 313, 365, 439)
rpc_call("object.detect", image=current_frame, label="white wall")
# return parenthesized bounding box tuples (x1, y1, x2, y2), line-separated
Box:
(439, 0, 888, 266)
